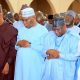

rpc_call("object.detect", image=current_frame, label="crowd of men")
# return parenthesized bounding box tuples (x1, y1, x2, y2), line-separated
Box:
(0, 3, 80, 80)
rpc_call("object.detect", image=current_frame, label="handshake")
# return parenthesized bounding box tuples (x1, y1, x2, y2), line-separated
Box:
(46, 49, 60, 59)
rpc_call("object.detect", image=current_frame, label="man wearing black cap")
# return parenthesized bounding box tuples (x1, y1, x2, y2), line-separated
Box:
(44, 15, 53, 31)
(42, 17, 80, 80)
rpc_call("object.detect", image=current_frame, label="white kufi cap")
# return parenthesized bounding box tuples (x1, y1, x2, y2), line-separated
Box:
(21, 7, 35, 18)
(66, 10, 76, 18)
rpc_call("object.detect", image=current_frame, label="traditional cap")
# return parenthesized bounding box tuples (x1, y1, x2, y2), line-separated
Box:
(53, 17, 65, 27)
(66, 10, 76, 18)
(21, 7, 35, 18)
(48, 15, 53, 19)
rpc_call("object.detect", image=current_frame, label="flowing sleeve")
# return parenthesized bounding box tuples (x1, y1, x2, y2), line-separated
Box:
(42, 32, 56, 56)
(15, 28, 24, 50)
(7, 26, 18, 64)
(60, 40, 80, 61)
(15, 32, 20, 50)
(30, 28, 48, 57)
(31, 31, 55, 57)
(7, 34, 17, 64)
(31, 32, 48, 51)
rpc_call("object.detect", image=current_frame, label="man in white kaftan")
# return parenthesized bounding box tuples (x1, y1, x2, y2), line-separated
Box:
(65, 10, 80, 80)
(13, 13, 25, 31)
(13, 20, 24, 31)
(42, 17, 80, 80)
(65, 10, 80, 38)
(77, 41, 80, 80)
(14, 7, 48, 80)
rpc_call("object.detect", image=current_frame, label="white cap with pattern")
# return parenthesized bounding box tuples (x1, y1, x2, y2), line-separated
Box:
(21, 7, 35, 18)
(66, 10, 76, 18)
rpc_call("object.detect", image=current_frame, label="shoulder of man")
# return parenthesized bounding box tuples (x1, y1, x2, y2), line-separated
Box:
(67, 31, 80, 42)
(2, 22, 18, 38)
(8, 23, 18, 35)
(38, 23, 48, 32)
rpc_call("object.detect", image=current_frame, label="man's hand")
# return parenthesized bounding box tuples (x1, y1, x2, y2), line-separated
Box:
(46, 49, 60, 59)
(17, 40, 31, 47)
(2, 62, 9, 75)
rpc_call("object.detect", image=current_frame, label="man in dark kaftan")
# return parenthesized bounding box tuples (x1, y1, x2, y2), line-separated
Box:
(0, 4, 17, 80)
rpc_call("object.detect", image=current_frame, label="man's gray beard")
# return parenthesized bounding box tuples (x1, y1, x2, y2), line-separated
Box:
(66, 21, 74, 28)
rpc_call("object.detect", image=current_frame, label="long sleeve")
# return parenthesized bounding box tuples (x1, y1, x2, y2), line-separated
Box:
(42, 32, 56, 57)
(15, 34, 21, 50)
(30, 29, 48, 57)
(0, 22, 18, 72)
(15, 28, 24, 50)
(60, 40, 80, 61)
(31, 32, 47, 52)
(7, 34, 17, 64)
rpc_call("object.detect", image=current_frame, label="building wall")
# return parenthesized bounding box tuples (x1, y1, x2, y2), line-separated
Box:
(49, 0, 74, 13)
(68, 0, 80, 13)
(0, 0, 9, 10)
(6, 0, 33, 12)
(1, 0, 76, 14)
(30, 0, 55, 14)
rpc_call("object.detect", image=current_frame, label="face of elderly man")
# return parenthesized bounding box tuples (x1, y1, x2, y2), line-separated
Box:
(65, 15, 74, 27)
(21, 7, 36, 28)
(22, 16, 36, 28)
(65, 10, 76, 27)
(22, 17, 31, 28)
(53, 25, 66, 37)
